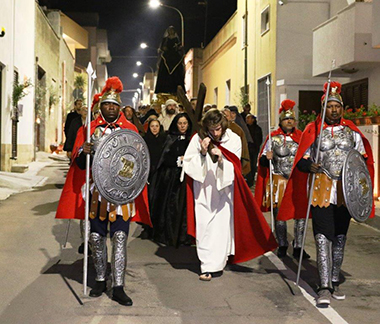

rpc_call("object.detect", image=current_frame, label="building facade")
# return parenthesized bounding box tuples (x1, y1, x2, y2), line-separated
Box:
(0, 0, 36, 171)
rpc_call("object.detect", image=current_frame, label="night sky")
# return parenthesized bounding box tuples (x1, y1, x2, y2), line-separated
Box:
(39, 0, 237, 105)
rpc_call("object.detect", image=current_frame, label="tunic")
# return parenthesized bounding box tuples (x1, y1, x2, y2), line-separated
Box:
(183, 129, 241, 273)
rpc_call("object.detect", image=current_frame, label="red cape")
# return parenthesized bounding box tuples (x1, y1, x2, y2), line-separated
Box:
(55, 113, 152, 227)
(186, 144, 278, 264)
(254, 127, 302, 212)
(277, 117, 375, 221)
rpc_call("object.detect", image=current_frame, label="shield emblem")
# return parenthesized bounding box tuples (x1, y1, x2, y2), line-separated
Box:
(92, 129, 150, 205)
(342, 149, 373, 222)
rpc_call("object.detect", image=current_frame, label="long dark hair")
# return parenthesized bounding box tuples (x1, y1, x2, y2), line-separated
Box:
(168, 113, 192, 138)
(201, 109, 228, 138)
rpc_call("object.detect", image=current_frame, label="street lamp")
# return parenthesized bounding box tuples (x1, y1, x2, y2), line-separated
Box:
(149, 1, 185, 47)
(132, 73, 139, 78)
(140, 43, 148, 49)
(136, 61, 155, 74)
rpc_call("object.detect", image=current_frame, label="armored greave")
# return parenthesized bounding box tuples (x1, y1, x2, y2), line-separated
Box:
(293, 219, 306, 248)
(90, 232, 107, 281)
(275, 220, 288, 247)
(332, 235, 346, 283)
(274, 208, 288, 247)
(315, 233, 332, 289)
(111, 231, 127, 287)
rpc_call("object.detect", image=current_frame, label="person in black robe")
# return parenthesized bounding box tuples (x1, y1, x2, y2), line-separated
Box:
(154, 26, 185, 94)
(63, 105, 87, 158)
(150, 113, 192, 246)
(144, 119, 167, 184)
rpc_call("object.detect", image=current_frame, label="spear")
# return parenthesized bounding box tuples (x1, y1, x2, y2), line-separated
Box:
(296, 60, 336, 286)
(83, 62, 96, 296)
(266, 76, 275, 233)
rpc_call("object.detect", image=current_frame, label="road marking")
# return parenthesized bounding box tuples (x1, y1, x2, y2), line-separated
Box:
(358, 222, 380, 233)
(265, 251, 349, 324)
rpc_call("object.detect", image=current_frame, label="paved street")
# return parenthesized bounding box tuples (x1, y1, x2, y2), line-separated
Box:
(0, 157, 379, 324)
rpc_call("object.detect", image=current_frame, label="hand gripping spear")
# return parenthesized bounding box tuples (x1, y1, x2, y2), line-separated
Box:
(83, 63, 96, 296)
(296, 60, 335, 286)
(266, 76, 275, 233)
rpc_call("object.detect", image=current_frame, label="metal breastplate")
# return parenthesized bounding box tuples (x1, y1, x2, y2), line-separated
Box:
(272, 135, 298, 179)
(316, 127, 355, 180)
(91, 125, 120, 153)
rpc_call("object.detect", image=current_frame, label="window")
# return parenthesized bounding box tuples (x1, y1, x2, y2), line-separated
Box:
(214, 87, 218, 106)
(242, 14, 247, 49)
(261, 6, 270, 35)
(341, 78, 368, 109)
(225, 80, 231, 106)
(257, 75, 271, 139)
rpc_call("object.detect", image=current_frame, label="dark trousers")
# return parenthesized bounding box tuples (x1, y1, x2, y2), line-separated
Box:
(311, 205, 351, 242)
(90, 215, 130, 238)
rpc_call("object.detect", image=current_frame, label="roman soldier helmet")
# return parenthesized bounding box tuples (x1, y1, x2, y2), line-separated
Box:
(321, 81, 343, 106)
(279, 99, 296, 121)
(99, 76, 123, 106)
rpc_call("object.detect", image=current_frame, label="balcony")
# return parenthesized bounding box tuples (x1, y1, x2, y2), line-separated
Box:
(313, 2, 380, 77)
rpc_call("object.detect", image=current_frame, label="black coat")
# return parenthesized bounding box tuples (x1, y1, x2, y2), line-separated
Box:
(64, 116, 83, 152)
(64, 111, 80, 139)
(149, 113, 192, 246)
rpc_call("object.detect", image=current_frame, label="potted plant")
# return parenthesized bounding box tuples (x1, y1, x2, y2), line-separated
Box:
(298, 110, 317, 131)
(12, 78, 32, 120)
(369, 104, 380, 124)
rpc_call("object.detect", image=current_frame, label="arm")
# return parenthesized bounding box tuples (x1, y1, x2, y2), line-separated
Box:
(183, 134, 208, 183)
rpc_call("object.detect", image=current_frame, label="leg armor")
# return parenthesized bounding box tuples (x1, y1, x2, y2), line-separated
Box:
(111, 230, 127, 287)
(332, 234, 347, 283)
(315, 233, 332, 290)
(275, 220, 288, 247)
(274, 208, 288, 247)
(89, 232, 107, 281)
(293, 219, 305, 248)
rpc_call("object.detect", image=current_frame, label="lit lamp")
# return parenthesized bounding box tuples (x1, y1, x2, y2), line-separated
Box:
(132, 73, 139, 78)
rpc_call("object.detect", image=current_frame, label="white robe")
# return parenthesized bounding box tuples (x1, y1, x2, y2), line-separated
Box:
(183, 129, 242, 273)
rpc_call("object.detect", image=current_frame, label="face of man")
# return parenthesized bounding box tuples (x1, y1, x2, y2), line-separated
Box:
(246, 115, 254, 125)
(101, 102, 120, 122)
(222, 110, 232, 121)
(208, 124, 223, 141)
(150, 120, 160, 136)
(280, 118, 296, 133)
(230, 111, 237, 121)
(74, 100, 83, 112)
(177, 117, 189, 134)
(124, 107, 133, 121)
(326, 101, 343, 123)
(243, 105, 251, 113)
(191, 100, 197, 111)
(166, 104, 176, 115)
(80, 106, 88, 119)
(153, 104, 162, 115)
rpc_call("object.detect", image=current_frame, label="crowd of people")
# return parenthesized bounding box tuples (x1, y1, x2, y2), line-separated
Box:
(56, 76, 374, 309)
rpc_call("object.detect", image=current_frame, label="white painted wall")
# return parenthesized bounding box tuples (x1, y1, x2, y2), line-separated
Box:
(0, 0, 35, 147)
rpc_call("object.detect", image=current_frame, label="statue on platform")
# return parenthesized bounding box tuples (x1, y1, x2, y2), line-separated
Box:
(155, 26, 185, 95)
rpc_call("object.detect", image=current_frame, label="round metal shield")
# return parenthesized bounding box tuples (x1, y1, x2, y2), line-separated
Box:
(342, 149, 373, 222)
(92, 129, 150, 205)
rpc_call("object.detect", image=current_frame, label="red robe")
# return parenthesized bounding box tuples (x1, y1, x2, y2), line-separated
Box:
(254, 127, 302, 212)
(277, 117, 375, 221)
(55, 113, 152, 227)
(186, 143, 278, 264)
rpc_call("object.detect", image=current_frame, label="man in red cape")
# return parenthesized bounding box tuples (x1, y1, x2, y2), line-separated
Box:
(277, 81, 374, 307)
(183, 109, 277, 281)
(255, 99, 310, 260)
(56, 77, 151, 306)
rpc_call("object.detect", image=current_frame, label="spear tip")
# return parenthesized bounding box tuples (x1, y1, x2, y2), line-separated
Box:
(86, 62, 94, 74)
